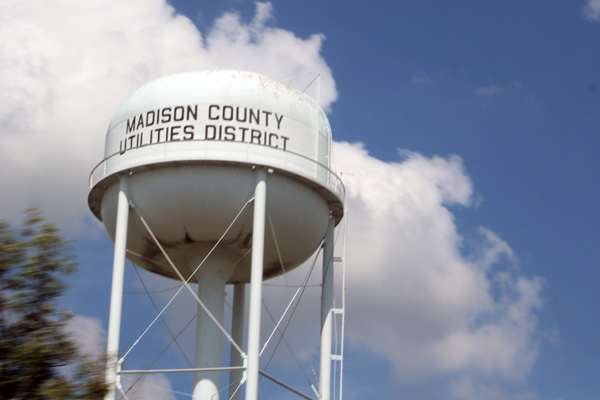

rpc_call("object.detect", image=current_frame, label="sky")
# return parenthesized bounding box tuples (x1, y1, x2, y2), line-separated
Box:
(1, 0, 599, 399)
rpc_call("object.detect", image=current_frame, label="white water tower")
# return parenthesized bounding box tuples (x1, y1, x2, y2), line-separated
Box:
(88, 70, 344, 400)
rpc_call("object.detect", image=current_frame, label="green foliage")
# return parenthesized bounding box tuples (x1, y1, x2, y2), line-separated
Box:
(0, 209, 107, 399)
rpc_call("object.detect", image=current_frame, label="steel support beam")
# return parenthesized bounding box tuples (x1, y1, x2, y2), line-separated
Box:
(320, 218, 335, 400)
(245, 168, 267, 400)
(229, 283, 246, 400)
(105, 176, 130, 400)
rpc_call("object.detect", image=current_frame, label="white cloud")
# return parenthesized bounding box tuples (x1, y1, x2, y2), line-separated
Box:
(411, 71, 435, 84)
(141, 143, 545, 394)
(66, 313, 177, 399)
(0, 0, 336, 232)
(474, 81, 521, 97)
(120, 374, 177, 400)
(333, 142, 544, 383)
(66, 314, 106, 357)
(0, 0, 547, 397)
(470, 227, 516, 271)
(583, 0, 600, 21)
(450, 375, 538, 400)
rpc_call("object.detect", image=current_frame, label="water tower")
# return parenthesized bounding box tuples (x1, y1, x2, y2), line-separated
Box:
(88, 70, 344, 400)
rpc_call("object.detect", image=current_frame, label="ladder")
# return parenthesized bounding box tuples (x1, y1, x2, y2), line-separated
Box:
(330, 210, 347, 400)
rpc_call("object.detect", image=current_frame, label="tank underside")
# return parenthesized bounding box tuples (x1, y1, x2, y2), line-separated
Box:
(94, 163, 332, 283)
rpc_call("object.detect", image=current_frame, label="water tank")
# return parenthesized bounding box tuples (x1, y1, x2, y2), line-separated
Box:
(88, 70, 344, 283)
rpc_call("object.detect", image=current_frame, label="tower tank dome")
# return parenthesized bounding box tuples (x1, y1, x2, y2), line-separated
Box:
(88, 70, 344, 283)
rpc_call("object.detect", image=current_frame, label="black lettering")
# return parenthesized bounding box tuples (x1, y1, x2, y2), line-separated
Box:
(224, 125, 236, 141)
(135, 115, 144, 130)
(205, 125, 217, 140)
(186, 105, 198, 121)
(146, 111, 155, 127)
(170, 125, 180, 141)
(161, 108, 172, 123)
(126, 117, 136, 133)
(236, 107, 247, 123)
(262, 111, 272, 127)
(268, 133, 278, 148)
(208, 105, 219, 120)
(275, 114, 283, 129)
(250, 129, 261, 144)
(183, 125, 194, 140)
(119, 140, 126, 154)
(249, 108, 260, 125)
(173, 106, 184, 121)
(239, 127, 248, 142)
(222, 105, 233, 121)
(154, 127, 164, 142)
(281, 136, 289, 151)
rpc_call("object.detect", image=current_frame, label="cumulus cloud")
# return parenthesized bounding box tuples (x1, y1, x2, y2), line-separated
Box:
(450, 375, 538, 400)
(120, 374, 177, 400)
(474, 81, 522, 97)
(411, 71, 435, 85)
(0, 0, 335, 231)
(473, 227, 516, 271)
(334, 142, 544, 383)
(66, 314, 106, 357)
(61, 145, 546, 398)
(583, 0, 600, 21)
(1, 0, 546, 397)
(66, 313, 176, 399)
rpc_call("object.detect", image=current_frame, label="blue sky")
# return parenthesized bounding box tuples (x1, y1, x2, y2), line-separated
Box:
(1, 1, 599, 399)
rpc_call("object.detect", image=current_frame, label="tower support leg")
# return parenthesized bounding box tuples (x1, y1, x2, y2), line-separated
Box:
(245, 169, 267, 400)
(320, 218, 335, 400)
(191, 252, 237, 400)
(229, 283, 246, 400)
(105, 176, 130, 400)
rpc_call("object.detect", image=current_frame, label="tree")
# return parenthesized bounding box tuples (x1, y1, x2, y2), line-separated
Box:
(0, 209, 107, 399)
